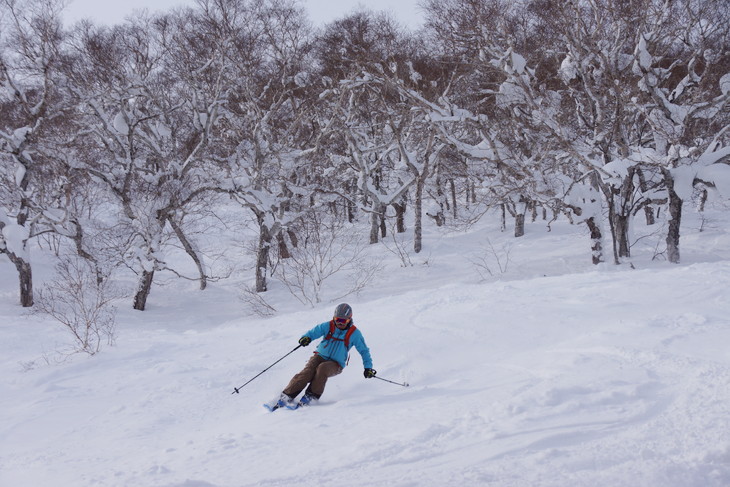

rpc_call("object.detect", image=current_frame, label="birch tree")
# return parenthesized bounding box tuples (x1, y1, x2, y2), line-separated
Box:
(64, 9, 228, 309)
(0, 0, 66, 307)
(220, 0, 317, 293)
(316, 12, 442, 248)
(422, 0, 574, 243)
(630, 0, 730, 263)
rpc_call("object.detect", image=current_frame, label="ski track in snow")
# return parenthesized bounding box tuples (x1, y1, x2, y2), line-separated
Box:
(2, 211, 730, 487)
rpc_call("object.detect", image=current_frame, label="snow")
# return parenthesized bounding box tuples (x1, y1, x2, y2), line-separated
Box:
(559, 55, 579, 83)
(12, 127, 31, 148)
(635, 36, 653, 71)
(2, 202, 730, 487)
(671, 165, 698, 201)
(1, 222, 29, 257)
(113, 112, 130, 135)
(14, 163, 26, 186)
(155, 122, 172, 138)
(697, 164, 730, 199)
(511, 51, 527, 75)
(497, 80, 527, 108)
(720, 73, 730, 97)
(602, 158, 632, 179)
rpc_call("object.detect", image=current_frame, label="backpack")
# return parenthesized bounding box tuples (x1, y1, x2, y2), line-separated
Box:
(324, 320, 357, 348)
(323, 320, 357, 365)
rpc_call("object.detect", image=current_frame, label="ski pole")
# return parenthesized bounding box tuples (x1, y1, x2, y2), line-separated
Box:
(375, 376, 409, 387)
(231, 344, 302, 394)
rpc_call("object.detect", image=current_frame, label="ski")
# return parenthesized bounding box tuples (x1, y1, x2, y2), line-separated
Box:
(286, 394, 316, 410)
(263, 393, 316, 411)
(262, 401, 303, 411)
(263, 394, 294, 412)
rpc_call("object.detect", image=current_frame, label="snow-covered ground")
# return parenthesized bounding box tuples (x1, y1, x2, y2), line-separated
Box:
(1, 203, 729, 487)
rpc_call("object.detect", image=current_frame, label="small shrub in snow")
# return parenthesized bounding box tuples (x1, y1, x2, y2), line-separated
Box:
(35, 257, 120, 357)
(381, 219, 414, 267)
(469, 238, 512, 280)
(272, 213, 382, 306)
(240, 284, 277, 317)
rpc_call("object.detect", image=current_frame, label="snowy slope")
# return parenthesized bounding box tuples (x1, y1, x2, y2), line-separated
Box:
(1, 205, 729, 487)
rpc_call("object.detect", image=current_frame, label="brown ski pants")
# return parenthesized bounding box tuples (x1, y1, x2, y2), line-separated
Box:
(283, 354, 343, 399)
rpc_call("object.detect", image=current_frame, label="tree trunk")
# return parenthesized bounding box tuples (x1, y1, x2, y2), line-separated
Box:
(14, 256, 33, 307)
(2, 183, 34, 306)
(368, 202, 384, 245)
(414, 179, 424, 253)
(697, 188, 708, 213)
(347, 197, 355, 223)
(637, 168, 655, 225)
(277, 232, 291, 259)
(168, 216, 207, 290)
(605, 195, 621, 265)
(288, 229, 299, 249)
(514, 198, 528, 238)
(18, 258, 33, 307)
(133, 269, 155, 311)
(255, 219, 272, 292)
(585, 217, 604, 265)
(615, 168, 637, 259)
(514, 213, 525, 238)
(71, 220, 103, 284)
(663, 168, 682, 264)
(393, 202, 406, 233)
(614, 214, 631, 258)
(450, 179, 457, 219)
(2, 238, 34, 307)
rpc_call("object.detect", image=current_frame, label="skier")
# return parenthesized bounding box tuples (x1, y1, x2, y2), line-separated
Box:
(265, 303, 376, 410)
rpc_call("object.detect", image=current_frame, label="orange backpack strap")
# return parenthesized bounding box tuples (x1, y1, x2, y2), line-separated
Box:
(325, 320, 336, 342)
(324, 321, 357, 348)
(344, 325, 357, 349)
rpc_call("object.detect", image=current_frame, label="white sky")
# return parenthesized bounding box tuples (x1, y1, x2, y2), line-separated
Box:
(63, 0, 425, 29)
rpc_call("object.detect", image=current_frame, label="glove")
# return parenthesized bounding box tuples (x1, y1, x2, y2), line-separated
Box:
(364, 368, 377, 379)
(299, 336, 311, 347)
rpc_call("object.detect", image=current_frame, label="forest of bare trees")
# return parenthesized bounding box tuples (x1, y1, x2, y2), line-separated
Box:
(2, 0, 729, 312)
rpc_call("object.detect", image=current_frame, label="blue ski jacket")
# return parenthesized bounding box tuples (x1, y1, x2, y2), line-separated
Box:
(302, 320, 373, 370)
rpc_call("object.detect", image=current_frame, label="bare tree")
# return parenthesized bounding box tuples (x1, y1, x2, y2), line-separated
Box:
(63, 9, 229, 309)
(631, 0, 730, 263)
(219, 0, 317, 293)
(422, 0, 729, 266)
(35, 256, 121, 356)
(272, 210, 381, 305)
(0, 0, 67, 307)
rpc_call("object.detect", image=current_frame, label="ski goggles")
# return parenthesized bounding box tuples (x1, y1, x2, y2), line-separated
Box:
(334, 317, 350, 325)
